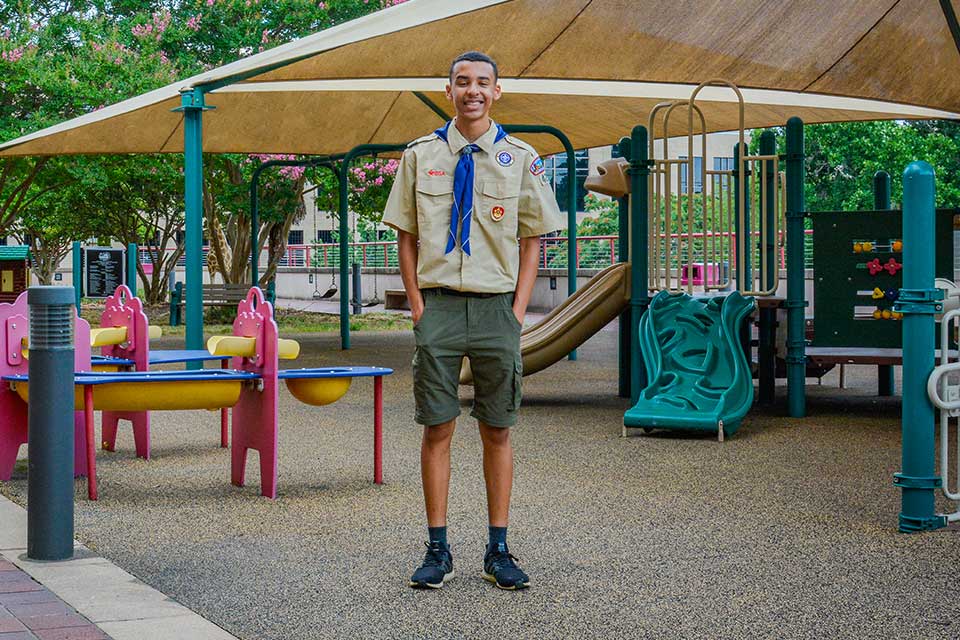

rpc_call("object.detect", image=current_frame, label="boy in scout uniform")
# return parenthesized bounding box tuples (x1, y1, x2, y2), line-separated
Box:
(382, 51, 564, 590)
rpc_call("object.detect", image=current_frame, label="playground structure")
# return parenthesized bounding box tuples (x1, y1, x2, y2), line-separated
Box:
(0, 285, 391, 500)
(0, 0, 958, 541)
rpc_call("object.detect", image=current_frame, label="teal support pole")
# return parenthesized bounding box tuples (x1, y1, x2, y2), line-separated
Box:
(71, 241, 82, 310)
(733, 141, 751, 357)
(617, 136, 632, 399)
(250, 166, 262, 287)
(785, 118, 807, 418)
(177, 88, 211, 363)
(628, 126, 649, 405)
(126, 243, 137, 295)
(733, 142, 751, 291)
(874, 170, 895, 397)
(338, 157, 351, 350)
(758, 131, 777, 405)
(894, 161, 945, 533)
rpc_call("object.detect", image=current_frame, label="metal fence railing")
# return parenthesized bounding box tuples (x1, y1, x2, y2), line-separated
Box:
(138, 230, 816, 273)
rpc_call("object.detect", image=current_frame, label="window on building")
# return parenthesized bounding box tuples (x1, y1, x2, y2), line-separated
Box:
(0, 237, 7, 246)
(288, 230, 304, 245)
(544, 149, 589, 212)
(316, 230, 334, 243)
(713, 156, 734, 171)
(679, 156, 703, 194)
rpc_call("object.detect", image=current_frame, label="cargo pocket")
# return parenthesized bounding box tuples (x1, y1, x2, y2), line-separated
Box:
(510, 358, 523, 412)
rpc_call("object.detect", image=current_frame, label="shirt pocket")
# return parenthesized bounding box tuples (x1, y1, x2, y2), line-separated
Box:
(477, 180, 520, 237)
(415, 178, 454, 268)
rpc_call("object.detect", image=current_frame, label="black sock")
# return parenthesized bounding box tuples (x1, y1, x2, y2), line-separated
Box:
(428, 526, 447, 547)
(488, 526, 507, 548)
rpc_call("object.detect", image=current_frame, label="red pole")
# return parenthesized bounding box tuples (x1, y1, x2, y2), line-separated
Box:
(374, 376, 383, 485)
(84, 385, 97, 501)
(220, 359, 229, 448)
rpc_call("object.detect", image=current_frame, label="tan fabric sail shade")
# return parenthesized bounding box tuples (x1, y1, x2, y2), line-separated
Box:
(2, 0, 958, 157)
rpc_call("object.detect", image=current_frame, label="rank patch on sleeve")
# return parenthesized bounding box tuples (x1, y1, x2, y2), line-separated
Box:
(529, 156, 545, 176)
(496, 151, 514, 167)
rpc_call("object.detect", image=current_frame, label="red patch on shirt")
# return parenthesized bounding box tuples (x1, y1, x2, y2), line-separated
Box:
(427, 169, 446, 177)
(491, 206, 505, 221)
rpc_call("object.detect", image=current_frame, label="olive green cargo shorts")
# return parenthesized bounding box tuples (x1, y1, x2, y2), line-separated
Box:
(413, 289, 523, 428)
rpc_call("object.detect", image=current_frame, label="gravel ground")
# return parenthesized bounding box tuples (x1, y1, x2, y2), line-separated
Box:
(3, 326, 959, 640)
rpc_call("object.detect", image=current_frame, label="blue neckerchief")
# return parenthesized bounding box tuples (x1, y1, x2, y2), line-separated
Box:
(434, 121, 508, 256)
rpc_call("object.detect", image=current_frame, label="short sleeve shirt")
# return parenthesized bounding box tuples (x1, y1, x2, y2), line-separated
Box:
(382, 119, 564, 294)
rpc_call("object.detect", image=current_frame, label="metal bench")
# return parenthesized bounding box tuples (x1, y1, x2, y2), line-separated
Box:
(169, 282, 276, 325)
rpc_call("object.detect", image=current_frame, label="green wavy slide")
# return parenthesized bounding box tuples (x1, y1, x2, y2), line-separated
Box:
(624, 290, 756, 439)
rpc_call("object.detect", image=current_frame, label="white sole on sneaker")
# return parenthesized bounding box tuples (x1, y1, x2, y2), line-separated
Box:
(409, 570, 455, 589)
(482, 571, 530, 590)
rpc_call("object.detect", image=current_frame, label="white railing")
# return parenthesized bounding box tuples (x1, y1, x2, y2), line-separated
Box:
(926, 308, 960, 521)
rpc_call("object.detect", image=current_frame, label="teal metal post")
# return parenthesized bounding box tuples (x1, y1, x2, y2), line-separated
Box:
(733, 142, 751, 290)
(894, 161, 945, 533)
(628, 126, 649, 404)
(874, 170, 895, 397)
(617, 136, 632, 399)
(785, 118, 807, 418)
(126, 243, 137, 295)
(733, 141, 751, 356)
(176, 88, 210, 359)
(71, 241, 82, 310)
(338, 157, 351, 350)
(758, 131, 777, 405)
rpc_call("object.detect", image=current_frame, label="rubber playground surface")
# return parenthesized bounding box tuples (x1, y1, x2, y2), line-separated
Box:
(2, 326, 958, 640)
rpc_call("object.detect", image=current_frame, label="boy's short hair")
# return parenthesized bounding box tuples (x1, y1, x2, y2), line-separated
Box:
(449, 51, 499, 81)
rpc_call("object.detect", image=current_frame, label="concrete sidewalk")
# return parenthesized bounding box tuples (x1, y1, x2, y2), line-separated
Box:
(0, 496, 237, 640)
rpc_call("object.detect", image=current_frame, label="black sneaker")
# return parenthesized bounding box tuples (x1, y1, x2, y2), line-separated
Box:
(409, 541, 454, 589)
(482, 542, 530, 590)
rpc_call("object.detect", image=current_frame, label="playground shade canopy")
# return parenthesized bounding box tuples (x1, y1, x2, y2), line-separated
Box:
(2, 0, 959, 157)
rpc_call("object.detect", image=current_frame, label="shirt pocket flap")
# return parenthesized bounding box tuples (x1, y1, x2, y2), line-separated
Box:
(416, 178, 454, 196)
(481, 181, 520, 200)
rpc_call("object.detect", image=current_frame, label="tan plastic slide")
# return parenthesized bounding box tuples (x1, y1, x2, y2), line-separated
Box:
(460, 262, 631, 384)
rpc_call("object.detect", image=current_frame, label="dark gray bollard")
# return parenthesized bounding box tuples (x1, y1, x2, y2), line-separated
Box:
(27, 286, 75, 561)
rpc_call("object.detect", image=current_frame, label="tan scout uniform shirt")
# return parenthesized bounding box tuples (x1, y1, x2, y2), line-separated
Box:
(382, 119, 564, 294)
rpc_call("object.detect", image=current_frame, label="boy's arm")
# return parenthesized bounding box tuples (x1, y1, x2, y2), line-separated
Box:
(381, 149, 421, 321)
(513, 236, 540, 324)
(515, 148, 566, 323)
(397, 230, 424, 324)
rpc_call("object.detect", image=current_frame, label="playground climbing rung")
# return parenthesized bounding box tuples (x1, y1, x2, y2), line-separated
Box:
(926, 308, 960, 523)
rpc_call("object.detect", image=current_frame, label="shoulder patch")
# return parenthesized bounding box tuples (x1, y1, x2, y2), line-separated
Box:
(407, 132, 440, 148)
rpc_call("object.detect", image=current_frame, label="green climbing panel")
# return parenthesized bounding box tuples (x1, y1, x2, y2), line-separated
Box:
(811, 209, 955, 349)
(624, 291, 756, 438)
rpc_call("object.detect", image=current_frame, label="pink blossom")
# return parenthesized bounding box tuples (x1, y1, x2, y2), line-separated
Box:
(318, 2, 326, 8)
(186, 14, 202, 31)
(1, 47, 24, 63)
(373, 176, 385, 186)
(207, 0, 215, 5)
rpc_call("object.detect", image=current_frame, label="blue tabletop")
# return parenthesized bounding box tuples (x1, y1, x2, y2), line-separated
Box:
(278, 366, 393, 379)
(91, 355, 134, 367)
(4, 369, 260, 385)
(149, 350, 231, 365)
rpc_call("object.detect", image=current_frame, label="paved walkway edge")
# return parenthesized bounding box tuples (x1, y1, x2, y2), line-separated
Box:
(0, 494, 240, 640)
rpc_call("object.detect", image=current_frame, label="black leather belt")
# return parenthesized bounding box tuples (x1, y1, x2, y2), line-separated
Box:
(424, 287, 503, 299)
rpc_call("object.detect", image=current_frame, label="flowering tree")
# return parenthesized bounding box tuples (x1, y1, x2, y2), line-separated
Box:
(1, 0, 407, 296)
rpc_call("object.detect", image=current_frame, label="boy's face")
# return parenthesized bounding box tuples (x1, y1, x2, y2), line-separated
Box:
(446, 60, 501, 124)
